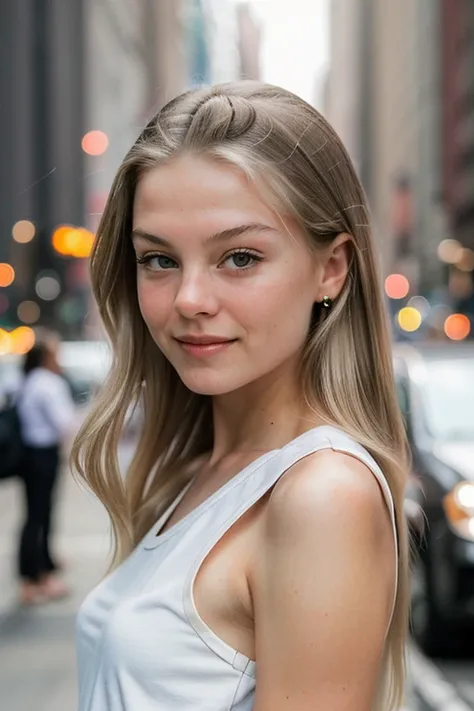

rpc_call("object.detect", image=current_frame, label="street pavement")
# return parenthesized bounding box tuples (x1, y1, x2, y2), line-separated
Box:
(0, 455, 472, 711)
(0, 462, 110, 711)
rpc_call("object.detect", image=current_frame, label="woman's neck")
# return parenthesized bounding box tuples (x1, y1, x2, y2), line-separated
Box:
(208, 372, 324, 465)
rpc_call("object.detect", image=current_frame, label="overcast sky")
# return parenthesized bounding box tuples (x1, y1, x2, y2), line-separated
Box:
(248, 0, 330, 107)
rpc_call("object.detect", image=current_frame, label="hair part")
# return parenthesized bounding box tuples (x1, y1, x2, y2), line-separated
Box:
(71, 81, 411, 710)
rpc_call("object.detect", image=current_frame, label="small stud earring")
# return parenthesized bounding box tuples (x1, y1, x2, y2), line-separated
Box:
(322, 295, 333, 309)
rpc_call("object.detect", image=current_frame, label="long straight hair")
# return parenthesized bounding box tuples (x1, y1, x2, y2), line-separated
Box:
(71, 82, 411, 710)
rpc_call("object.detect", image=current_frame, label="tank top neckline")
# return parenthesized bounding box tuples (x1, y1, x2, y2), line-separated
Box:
(143, 424, 342, 550)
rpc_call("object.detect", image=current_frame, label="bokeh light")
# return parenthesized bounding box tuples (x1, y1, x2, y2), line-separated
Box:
(407, 295, 430, 319)
(52, 225, 95, 258)
(0, 263, 15, 288)
(385, 274, 410, 299)
(36, 275, 61, 301)
(10, 326, 36, 354)
(444, 313, 471, 341)
(0, 329, 12, 355)
(81, 130, 109, 156)
(397, 307, 422, 332)
(12, 220, 36, 244)
(437, 239, 464, 264)
(17, 300, 41, 324)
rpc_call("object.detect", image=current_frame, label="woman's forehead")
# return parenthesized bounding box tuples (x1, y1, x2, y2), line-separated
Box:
(134, 156, 265, 211)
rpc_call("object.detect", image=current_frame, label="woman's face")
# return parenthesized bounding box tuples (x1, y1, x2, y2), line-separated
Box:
(132, 155, 325, 396)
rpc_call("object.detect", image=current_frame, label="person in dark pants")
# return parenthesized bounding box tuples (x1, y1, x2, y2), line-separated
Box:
(17, 335, 76, 605)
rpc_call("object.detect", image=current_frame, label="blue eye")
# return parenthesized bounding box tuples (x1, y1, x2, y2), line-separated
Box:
(136, 254, 178, 271)
(223, 251, 262, 270)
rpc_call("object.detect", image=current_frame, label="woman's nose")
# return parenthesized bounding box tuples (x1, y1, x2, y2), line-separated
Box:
(174, 271, 219, 319)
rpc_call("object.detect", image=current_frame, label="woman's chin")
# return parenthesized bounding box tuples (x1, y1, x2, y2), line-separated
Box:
(178, 372, 244, 397)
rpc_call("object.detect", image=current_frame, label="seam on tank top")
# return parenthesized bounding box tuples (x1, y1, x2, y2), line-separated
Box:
(227, 668, 251, 711)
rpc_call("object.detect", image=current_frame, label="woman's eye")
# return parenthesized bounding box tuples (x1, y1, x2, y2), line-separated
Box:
(136, 254, 178, 271)
(223, 251, 262, 270)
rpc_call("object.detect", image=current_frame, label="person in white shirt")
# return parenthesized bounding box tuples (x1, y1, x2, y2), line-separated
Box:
(16, 335, 76, 605)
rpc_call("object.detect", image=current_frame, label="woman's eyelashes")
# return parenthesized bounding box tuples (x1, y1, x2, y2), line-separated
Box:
(135, 253, 177, 270)
(135, 248, 264, 273)
(221, 249, 264, 271)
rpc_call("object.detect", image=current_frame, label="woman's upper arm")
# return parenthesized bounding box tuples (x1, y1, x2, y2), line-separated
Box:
(252, 450, 396, 711)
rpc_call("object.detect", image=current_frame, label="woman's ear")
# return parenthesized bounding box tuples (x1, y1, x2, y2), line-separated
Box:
(316, 233, 353, 302)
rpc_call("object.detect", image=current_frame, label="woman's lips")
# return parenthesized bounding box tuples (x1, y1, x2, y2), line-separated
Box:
(174, 338, 237, 357)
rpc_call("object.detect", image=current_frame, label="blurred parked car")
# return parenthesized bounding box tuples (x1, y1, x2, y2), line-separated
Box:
(394, 341, 474, 656)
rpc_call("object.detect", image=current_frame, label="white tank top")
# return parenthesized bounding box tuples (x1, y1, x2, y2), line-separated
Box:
(76, 425, 398, 711)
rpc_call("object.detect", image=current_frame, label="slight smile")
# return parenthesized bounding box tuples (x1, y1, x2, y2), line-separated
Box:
(174, 336, 238, 357)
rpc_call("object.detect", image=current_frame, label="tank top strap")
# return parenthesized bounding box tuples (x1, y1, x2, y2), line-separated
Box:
(183, 425, 398, 650)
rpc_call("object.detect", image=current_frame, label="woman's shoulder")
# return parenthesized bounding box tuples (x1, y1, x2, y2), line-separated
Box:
(265, 446, 392, 548)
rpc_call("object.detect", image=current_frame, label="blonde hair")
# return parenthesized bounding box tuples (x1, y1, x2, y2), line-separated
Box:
(72, 81, 410, 709)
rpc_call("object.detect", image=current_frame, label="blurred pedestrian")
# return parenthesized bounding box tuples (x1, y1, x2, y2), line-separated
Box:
(73, 82, 410, 711)
(17, 334, 76, 604)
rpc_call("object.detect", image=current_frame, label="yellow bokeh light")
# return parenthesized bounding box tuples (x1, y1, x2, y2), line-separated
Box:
(72, 228, 95, 258)
(0, 263, 15, 287)
(0, 329, 12, 355)
(10, 326, 36, 355)
(444, 314, 471, 341)
(397, 307, 422, 332)
(12, 220, 36, 244)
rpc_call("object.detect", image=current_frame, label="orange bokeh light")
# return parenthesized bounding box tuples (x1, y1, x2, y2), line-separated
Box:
(444, 314, 471, 341)
(385, 273, 410, 299)
(81, 130, 109, 156)
(0, 263, 15, 287)
(52, 225, 95, 258)
(10, 326, 36, 355)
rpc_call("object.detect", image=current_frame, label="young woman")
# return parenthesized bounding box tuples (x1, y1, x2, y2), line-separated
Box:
(73, 82, 410, 711)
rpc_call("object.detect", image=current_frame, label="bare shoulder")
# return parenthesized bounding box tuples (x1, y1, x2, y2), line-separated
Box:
(251, 448, 397, 710)
(265, 448, 393, 547)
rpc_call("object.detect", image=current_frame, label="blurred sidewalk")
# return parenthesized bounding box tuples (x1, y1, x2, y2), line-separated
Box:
(0, 462, 110, 711)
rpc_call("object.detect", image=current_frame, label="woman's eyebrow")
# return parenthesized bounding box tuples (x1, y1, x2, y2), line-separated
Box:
(131, 223, 277, 248)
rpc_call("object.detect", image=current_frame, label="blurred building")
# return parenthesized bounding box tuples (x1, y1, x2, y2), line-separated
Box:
(326, 0, 474, 338)
(441, 0, 474, 253)
(0, 0, 86, 333)
(326, 0, 445, 294)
